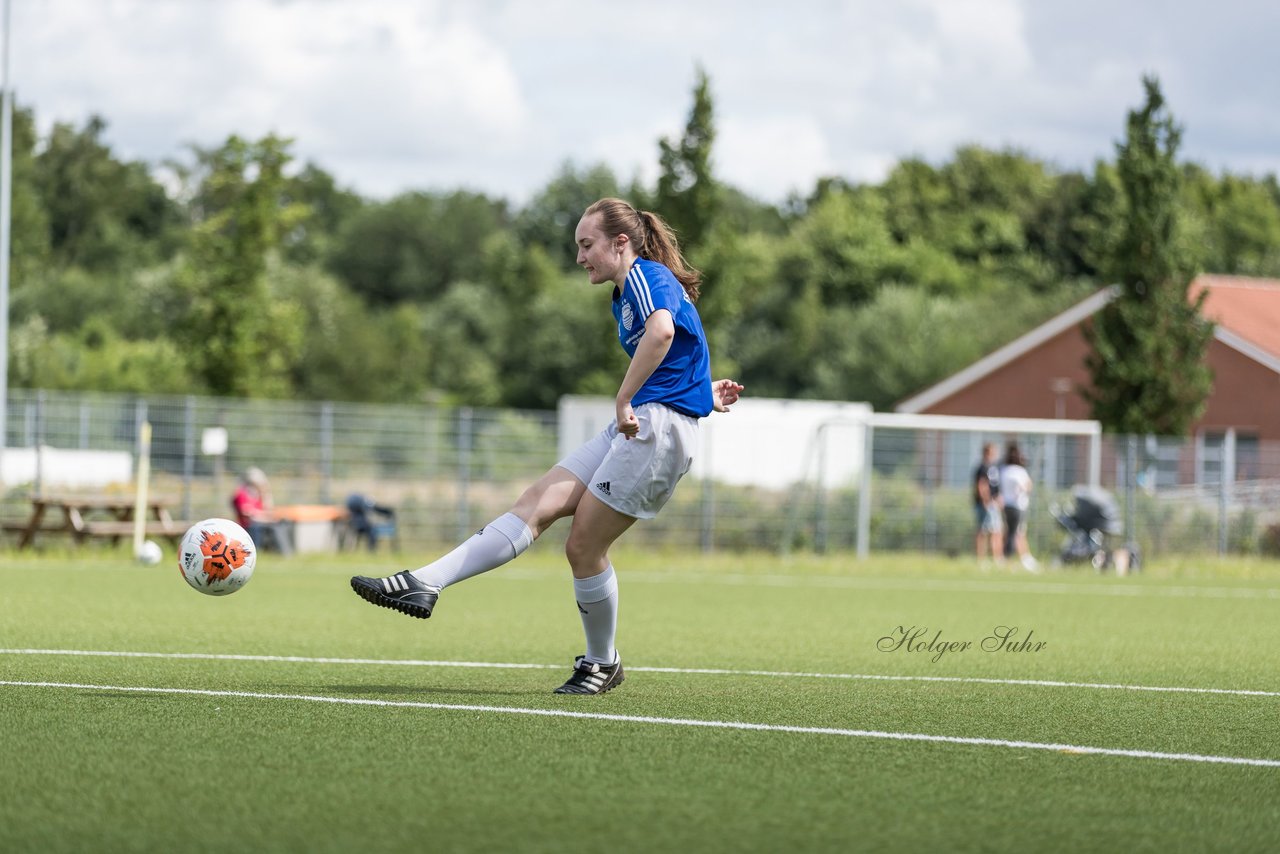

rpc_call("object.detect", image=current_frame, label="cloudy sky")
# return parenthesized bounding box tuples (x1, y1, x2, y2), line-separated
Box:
(11, 0, 1280, 203)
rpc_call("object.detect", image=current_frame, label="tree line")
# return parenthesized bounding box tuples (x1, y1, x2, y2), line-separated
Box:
(7, 72, 1279, 421)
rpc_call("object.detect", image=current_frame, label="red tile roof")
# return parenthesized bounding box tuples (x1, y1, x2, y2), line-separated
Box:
(1192, 275, 1280, 362)
(897, 274, 1280, 414)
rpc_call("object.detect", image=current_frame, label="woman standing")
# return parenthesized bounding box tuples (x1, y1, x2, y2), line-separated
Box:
(351, 198, 744, 695)
(1000, 444, 1037, 571)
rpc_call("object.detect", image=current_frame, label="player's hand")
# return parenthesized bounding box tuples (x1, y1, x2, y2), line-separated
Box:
(712, 378, 745, 412)
(616, 400, 639, 440)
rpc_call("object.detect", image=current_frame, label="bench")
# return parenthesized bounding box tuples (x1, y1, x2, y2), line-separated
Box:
(80, 520, 194, 542)
(2, 520, 68, 534)
(6, 493, 187, 549)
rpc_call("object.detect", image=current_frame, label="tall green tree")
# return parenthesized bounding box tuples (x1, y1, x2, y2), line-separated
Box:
(34, 115, 177, 271)
(180, 135, 306, 397)
(655, 68, 718, 249)
(327, 190, 509, 306)
(881, 146, 1058, 290)
(1085, 76, 1215, 435)
(281, 162, 364, 265)
(515, 162, 619, 270)
(1181, 166, 1280, 276)
(7, 106, 51, 288)
(273, 263, 429, 403)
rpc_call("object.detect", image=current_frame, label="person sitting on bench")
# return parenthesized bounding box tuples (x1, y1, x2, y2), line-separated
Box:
(232, 467, 293, 555)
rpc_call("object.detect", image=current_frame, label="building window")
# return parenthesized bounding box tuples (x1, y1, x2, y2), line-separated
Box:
(1198, 431, 1260, 485)
(1141, 436, 1184, 489)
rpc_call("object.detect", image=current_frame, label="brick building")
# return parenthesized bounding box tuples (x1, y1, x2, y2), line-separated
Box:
(896, 275, 1280, 485)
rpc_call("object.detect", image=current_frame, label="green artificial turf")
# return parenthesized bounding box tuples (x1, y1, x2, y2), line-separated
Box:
(2, 548, 1279, 852)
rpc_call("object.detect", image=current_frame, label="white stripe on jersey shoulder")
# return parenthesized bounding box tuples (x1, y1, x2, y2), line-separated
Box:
(625, 266, 649, 317)
(627, 264, 656, 318)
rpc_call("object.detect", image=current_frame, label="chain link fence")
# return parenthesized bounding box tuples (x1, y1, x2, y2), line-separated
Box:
(3, 388, 1278, 560)
(852, 426, 1280, 562)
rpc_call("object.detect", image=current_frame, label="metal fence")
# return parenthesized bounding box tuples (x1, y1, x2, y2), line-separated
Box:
(4, 388, 1279, 560)
(2, 389, 562, 548)
(850, 424, 1280, 562)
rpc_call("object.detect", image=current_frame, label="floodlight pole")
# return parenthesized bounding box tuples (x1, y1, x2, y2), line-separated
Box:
(0, 0, 12, 484)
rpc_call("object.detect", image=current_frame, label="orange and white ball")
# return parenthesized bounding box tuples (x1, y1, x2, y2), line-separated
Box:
(178, 518, 257, 596)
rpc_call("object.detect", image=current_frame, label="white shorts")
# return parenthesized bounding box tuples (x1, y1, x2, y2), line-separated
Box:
(556, 402, 699, 519)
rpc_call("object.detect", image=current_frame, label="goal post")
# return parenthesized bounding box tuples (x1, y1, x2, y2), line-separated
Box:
(854, 412, 1103, 559)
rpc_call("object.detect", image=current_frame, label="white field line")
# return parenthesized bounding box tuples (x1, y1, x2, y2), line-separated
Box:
(500, 569, 1280, 600)
(2, 679, 1277, 769)
(3, 648, 1278, 699)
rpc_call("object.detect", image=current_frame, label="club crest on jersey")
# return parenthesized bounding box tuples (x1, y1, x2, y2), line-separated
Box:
(621, 301, 635, 331)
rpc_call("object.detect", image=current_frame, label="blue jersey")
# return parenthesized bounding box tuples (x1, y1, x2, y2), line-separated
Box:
(612, 258, 713, 418)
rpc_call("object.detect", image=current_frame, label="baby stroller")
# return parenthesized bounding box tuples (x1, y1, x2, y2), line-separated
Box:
(1049, 486, 1140, 573)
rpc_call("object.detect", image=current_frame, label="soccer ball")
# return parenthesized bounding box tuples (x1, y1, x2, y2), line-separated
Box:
(137, 540, 163, 566)
(178, 518, 256, 596)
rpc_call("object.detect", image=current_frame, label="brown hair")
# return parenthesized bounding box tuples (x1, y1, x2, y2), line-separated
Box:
(583, 198, 702, 302)
(1004, 444, 1026, 467)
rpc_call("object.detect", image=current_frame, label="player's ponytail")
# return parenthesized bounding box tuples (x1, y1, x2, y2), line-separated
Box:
(637, 210, 702, 302)
(584, 198, 702, 302)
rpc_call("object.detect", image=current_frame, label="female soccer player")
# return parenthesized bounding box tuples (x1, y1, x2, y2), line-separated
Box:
(352, 198, 744, 695)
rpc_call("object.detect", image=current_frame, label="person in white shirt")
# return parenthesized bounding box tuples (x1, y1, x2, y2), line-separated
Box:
(999, 444, 1038, 571)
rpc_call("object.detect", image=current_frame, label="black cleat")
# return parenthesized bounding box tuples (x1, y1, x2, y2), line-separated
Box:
(350, 572, 439, 619)
(553, 654, 625, 695)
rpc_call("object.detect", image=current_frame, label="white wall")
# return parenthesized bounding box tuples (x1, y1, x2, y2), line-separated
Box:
(557, 396, 871, 490)
(0, 446, 134, 489)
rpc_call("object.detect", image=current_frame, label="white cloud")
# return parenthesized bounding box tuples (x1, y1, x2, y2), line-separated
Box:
(932, 0, 1032, 76)
(718, 115, 837, 199)
(9, 0, 1280, 203)
(16, 0, 531, 195)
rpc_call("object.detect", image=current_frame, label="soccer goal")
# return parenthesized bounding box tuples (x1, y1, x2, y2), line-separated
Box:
(848, 412, 1103, 559)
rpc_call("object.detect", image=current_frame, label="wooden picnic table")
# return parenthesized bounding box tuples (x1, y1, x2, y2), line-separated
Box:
(5, 493, 191, 549)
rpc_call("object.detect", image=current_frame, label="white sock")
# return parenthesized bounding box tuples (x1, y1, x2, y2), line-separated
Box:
(409, 512, 533, 590)
(574, 565, 618, 666)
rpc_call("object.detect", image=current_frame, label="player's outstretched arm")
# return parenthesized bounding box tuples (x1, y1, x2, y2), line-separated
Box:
(712, 379, 745, 412)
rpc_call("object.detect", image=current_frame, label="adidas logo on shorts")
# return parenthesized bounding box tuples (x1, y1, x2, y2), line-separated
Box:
(595, 481, 611, 495)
